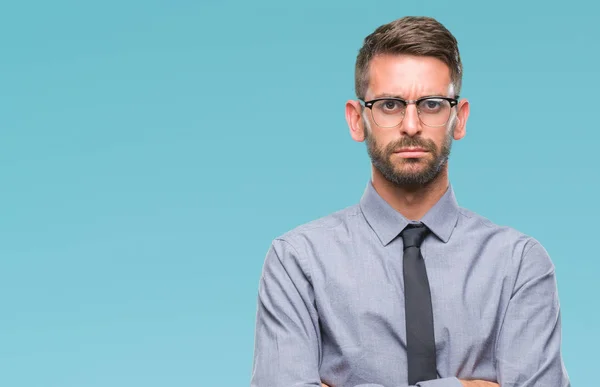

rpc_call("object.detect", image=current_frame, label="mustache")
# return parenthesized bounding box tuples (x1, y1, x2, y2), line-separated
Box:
(384, 137, 437, 154)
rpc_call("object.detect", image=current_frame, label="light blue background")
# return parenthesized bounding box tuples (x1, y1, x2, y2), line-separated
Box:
(0, 1, 596, 386)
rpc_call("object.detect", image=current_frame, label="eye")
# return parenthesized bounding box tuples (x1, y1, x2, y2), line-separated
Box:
(418, 98, 445, 113)
(375, 99, 405, 114)
(384, 100, 398, 110)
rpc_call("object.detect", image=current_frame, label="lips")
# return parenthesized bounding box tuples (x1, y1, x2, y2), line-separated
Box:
(392, 147, 429, 159)
(394, 148, 427, 153)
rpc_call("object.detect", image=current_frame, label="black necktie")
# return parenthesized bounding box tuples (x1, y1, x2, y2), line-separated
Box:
(401, 223, 437, 385)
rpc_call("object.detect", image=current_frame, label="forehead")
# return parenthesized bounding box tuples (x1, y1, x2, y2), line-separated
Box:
(366, 54, 453, 98)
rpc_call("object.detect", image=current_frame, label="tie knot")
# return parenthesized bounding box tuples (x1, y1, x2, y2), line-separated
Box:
(401, 224, 430, 249)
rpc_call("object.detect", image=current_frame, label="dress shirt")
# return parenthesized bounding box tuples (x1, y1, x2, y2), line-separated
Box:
(251, 181, 570, 387)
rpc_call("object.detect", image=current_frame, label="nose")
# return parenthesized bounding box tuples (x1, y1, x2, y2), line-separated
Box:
(400, 104, 422, 136)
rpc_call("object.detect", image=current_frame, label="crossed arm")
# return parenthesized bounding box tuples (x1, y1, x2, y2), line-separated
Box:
(251, 239, 570, 387)
(322, 381, 497, 387)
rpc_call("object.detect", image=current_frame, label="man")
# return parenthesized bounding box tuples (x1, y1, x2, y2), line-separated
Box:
(251, 16, 570, 387)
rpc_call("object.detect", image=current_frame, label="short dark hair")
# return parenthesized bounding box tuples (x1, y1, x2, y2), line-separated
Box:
(355, 16, 462, 100)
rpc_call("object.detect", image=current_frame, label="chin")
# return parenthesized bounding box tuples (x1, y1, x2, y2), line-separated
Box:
(396, 160, 427, 170)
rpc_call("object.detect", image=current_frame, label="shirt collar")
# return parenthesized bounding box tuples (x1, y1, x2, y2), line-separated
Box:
(359, 181, 460, 246)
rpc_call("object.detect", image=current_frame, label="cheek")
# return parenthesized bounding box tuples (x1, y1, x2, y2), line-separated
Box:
(370, 129, 399, 148)
(429, 129, 450, 148)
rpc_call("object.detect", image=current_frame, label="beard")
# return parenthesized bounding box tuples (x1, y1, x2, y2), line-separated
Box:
(364, 121, 454, 187)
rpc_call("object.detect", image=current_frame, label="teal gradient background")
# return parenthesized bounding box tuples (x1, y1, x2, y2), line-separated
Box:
(0, 1, 596, 386)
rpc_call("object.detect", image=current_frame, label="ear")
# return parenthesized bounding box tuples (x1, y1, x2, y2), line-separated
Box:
(453, 98, 470, 141)
(346, 100, 366, 142)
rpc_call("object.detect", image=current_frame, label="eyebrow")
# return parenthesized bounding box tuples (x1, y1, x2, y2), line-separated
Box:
(372, 93, 449, 99)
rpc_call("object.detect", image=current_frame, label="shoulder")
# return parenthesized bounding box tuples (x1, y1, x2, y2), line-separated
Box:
(273, 204, 362, 247)
(457, 206, 554, 269)
(263, 204, 361, 279)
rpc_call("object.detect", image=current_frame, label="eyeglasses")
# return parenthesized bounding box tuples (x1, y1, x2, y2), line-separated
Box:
(360, 96, 459, 128)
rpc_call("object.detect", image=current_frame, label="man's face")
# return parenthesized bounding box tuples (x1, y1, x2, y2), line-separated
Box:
(361, 54, 460, 187)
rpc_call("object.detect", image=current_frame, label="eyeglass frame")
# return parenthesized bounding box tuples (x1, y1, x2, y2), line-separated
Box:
(359, 95, 460, 128)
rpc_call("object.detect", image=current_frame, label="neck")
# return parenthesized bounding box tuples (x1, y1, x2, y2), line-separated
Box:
(371, 164, 449, 221)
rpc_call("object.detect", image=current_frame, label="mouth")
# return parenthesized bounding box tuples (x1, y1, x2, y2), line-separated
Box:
(393, 148, 429, 158)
